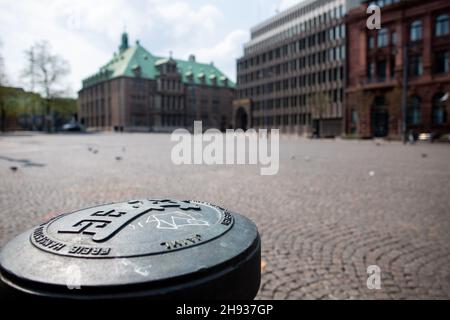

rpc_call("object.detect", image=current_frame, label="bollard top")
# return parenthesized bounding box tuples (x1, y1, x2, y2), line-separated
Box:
(0, 199, 260, 300)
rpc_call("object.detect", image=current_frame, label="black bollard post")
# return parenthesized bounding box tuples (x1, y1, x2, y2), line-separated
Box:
(0, 199, 261, 301)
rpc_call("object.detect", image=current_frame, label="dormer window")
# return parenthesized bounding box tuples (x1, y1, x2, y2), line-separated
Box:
(198, 72, 206, 84)
(132, 64, 141, 77)
(220, 76, 228, 87)
(186, 70, 194, 83)
(209, 74, 217, 86)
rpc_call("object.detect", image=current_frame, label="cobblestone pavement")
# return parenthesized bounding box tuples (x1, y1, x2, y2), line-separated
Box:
(0, 132, 449, 299)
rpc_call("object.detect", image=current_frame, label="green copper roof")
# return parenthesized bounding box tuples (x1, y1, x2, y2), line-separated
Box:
(82, 42, 234, 89)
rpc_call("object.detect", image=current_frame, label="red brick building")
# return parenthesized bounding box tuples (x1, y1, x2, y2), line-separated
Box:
(346, 0, 450, 138)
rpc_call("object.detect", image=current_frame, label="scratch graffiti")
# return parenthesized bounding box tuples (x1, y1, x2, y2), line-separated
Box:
(145, 211, 209, 230)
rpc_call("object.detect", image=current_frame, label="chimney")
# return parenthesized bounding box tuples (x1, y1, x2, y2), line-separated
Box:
(188, 54, 196, 62)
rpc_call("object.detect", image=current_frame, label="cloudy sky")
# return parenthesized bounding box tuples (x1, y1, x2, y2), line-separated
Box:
(0, 0, 302, 97)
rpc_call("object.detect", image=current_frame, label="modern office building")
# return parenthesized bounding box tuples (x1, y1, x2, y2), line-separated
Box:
(235, 0, 362, 136)
(78, 33, 235, 132)
(346, 0, 450, 138)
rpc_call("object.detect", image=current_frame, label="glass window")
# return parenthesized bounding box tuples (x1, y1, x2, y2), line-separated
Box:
(377, 60, 387, 80)
(435, 51, 449, 73)
(377, 28, 389, 47)
(435, 14, 449, 36)
(368, 36, 375, 49)
(432, 93, 448, 124)
(410, 55, 423, 76)
(410, 20, 423, 41)
(329, 28, 334, 40)
(391, 32, 397, 46)
(389, 56, 396, 78)
(368, 62, 375, 80)
(408, 96, 421, 125)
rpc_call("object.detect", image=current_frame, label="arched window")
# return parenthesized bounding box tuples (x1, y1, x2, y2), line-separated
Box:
(408, 96, 421, 125)
(435, 14, 449, 36)
(410, 20, 423, 41)
(432, 93, 448, 124)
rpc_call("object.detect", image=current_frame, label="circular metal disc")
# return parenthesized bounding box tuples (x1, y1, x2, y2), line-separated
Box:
(31, 199, 234, 258)
(0, 199, 260, 300)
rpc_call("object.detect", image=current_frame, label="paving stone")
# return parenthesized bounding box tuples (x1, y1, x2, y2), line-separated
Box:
(0, 133, 449, 299)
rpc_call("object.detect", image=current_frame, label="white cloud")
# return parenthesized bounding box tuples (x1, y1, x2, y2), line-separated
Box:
(0, 0, 245, 96)
(155, 2, 223, 40)
(195, 30, 248, 81)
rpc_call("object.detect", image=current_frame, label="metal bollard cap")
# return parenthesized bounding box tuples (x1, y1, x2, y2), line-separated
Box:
(0, 199, 261, 300)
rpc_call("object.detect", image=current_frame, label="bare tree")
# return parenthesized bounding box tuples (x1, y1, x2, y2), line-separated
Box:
(0, 42, 6, 86)
(22, 41, 70, 132)
(23, 47, 36, 92)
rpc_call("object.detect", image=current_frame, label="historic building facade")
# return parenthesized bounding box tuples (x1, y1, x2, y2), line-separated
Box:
(235, 0, 362, 136)
(78, 33, 234, 132)
(346, 0, 450, 138)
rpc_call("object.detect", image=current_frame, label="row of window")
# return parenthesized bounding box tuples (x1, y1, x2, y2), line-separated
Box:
(407, 94, 448, 125)
(253, 1, 344, 37)
(160, 95, 184, 111)
(251, 89, 344, 111)
(161, 114, 185, 127)
(81, 99, 111, 127)
(410, 14, 449, 41)
(238, 46, 345, 85)
(80, 99, 110, 118)
(157, 63, 178, 74)
(130, 94, 147, 101)
(367, 0, 400, 8)
(367, 51, 449, 81)
(130, 114, 150, 127)
(369, 13, 450, 50)
(187, 95, 221, 105)
(247, 3, 345, 55)
(186, 74, 228, 87)
(239, 67, 344, 99)
(157, 73, 229, 89)
(239, 26, 345, 71)
(82, 83, 114, 99)
(83, 114, 112, 128)
(252, 113, 313, 127)
(368, 28, 394, 49)
(157, 79, 182, 92)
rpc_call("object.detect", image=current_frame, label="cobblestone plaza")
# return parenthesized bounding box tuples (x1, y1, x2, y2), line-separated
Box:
(0, 133, 449, 299)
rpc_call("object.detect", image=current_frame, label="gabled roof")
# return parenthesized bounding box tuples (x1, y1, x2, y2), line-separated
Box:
(82, 43, 234, 89)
